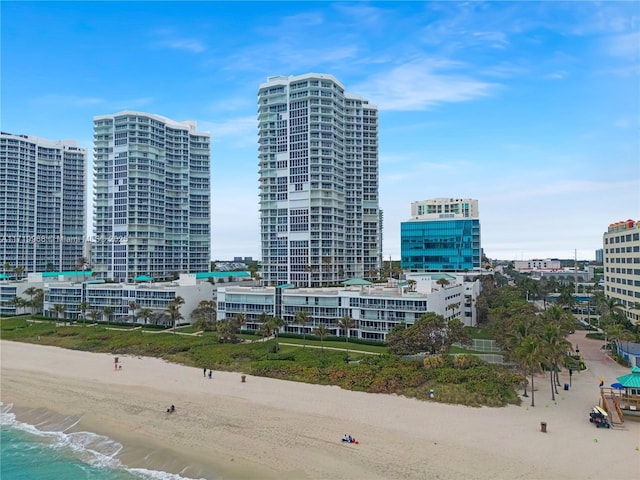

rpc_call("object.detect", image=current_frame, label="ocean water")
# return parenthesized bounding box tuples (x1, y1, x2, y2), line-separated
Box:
(0, 403, 205, 480)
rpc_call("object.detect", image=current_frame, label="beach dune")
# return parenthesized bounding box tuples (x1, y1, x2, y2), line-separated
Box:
(1, 334, 639, 479)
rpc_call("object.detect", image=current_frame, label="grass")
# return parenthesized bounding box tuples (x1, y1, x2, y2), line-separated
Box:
(0, 316, 521, 407)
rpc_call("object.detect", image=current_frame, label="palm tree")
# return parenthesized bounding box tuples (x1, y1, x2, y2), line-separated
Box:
(88, 309, 100, 326)
(78, 301, 89, 326)
(193, 316, 214, 346)
(270, 316, 285, 351)
(337, 315, 356, 359)
(513, 335, 544, 407)
(234, 312, 246, 334)
(103, 306, 114, 325)
(9, 296, 27, 315)
(52, 303, 65, 320)
(137, 307, 153, 326)
(313, 324, 329, 352)
(295, 310, 310, 347)
(14, 265, 24, 280)
(167, 296, 185, 332)
(258, 321, 272, 343)
(540, 324, 571, 401)
(436, 278, 450, 288)
(32, 288, 44, 315)
(3, 262, 12, 277)
(24, 286, 38, 314)
(128, 301, 139, 323)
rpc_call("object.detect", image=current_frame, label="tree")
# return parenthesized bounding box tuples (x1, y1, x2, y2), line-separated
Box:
(557, 287, 575, 309)
(9, 296, 27, 315)
(407, 279, 417, 292)
(258, 321, 272, 343)
(128, 301, 139, 323)
(269, 316, 286, 351)
(167, 296, 185, 332)
(295, 310, 310, 347)
(540, 323, 571, 400)
(88, 309, 100, 326)
(192, 316, 215, 346)
(14, 265, 24, 280)
(304, 264, 315, 288)
(103, 306, 114, 325)
(190, 300, 217, 325)
(233, 312, 247, 333)
(313, 324, 329, 351)
(52, 303, 65, 320)
(78, 301, 89, 326)
(436, 278, 450, 288)
(513, 335, 544, 407)
(337, 315, 356, 359)
(137, 308, 153, 326)
(216, 319, 237, 344)
(24, 287, 38, 314)
(3, 262, 12, 277)
(386, 313, 470, 356)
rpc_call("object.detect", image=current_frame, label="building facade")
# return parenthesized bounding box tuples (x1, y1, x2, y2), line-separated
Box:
(257, 74, 382, 287)
(603, 219, 640, 325)
(0, 132, 86, 273)
(401, 198, 481, 272)
(217, 275, 480, 342)
(513, 259, 562, 271)
(92, 112, 210, 282)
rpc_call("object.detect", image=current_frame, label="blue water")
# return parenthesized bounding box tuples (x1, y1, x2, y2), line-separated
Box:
(0, 403, 204, 480)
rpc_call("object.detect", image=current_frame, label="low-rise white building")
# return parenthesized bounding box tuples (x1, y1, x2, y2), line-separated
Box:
(513, 259, 561, 271)
(217, 275, 480, 342)
(1, 271, 215, 324)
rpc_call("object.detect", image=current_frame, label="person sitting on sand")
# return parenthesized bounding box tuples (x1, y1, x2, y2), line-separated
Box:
(167, 405, 175, 413)
(342, 434, 349, 442)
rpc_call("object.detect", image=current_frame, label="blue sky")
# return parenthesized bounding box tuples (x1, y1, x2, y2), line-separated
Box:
(2, 1, 638, 262)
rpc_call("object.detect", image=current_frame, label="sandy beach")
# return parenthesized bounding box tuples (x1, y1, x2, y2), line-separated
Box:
(1, 331, 639, 479)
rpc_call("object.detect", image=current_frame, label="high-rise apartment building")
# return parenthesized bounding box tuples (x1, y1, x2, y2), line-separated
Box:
(92, 111, 210, 281)
(0, 132, 86, 273)
(257, 74, 382, 287)
(401, 198, 481, 272)
(603, 219, 640, 325)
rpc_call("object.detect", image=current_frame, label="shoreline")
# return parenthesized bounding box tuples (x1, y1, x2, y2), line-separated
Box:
(2, 337, 639, 479)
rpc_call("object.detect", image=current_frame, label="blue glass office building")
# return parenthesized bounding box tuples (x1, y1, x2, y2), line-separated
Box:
(401, 218, 481, 271)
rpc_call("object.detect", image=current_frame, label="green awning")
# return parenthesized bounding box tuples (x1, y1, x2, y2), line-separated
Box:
(616, 367, 640, 388)
(134, 275, 153, 282)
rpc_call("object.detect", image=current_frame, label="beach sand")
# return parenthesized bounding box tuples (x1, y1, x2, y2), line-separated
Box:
(1, 332, 639, 479)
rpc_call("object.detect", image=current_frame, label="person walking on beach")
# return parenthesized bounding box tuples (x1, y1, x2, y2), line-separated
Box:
(203, 367, 207, 377)
(208, 370, 212, 379)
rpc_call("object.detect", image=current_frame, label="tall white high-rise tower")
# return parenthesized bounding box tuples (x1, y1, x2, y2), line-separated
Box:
(258, 74, 382, 287)
(0, 132, 86, 273)
(92, 111, 210, 281)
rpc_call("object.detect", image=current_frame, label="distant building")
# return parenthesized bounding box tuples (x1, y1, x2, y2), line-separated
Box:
(603, 219, 640, 325)
(401, 198, 481, 272)
(257, 74, 382, 287)
(595, 249, 604, 264)
(92, 111, 210, 282)
(0, 132, 86, 273)
(513, 259, 562, 271)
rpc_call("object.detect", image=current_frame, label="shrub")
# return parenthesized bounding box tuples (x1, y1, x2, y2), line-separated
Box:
(423, 355, 446, 369)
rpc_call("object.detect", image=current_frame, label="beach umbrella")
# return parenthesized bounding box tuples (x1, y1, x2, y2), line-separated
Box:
(610, 382, 624, 390)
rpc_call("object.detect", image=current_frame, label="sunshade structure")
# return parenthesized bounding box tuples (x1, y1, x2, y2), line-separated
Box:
(342, 278, 372, 286)
(134, 275, 153, 282)
(616, 366, 640, 388)
(0, 273, 9, 280)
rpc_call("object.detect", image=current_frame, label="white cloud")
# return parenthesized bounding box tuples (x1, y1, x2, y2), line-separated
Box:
(544, 70, 568, 80)
(353, 60, 498, 111)
(162, 39, 206, 53)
